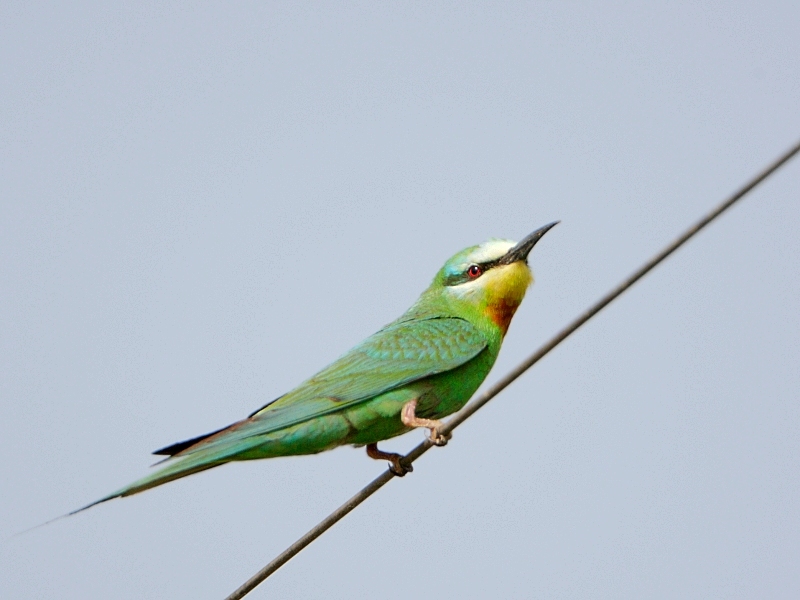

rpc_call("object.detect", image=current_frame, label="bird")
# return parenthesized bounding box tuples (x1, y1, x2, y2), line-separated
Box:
(75, 222, 558, 513)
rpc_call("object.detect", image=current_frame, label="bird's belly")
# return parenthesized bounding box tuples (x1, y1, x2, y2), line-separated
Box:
(346, 358, 493, 446)
(416, 353, 495, 419)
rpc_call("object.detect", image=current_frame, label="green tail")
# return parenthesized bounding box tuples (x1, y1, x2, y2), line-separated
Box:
(73, 422, 267, 515)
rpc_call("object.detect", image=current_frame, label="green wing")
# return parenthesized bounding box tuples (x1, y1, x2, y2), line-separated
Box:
(276, 316, 488, 405)
(175, 316, 487, 459)
(76, 316, 488, 507)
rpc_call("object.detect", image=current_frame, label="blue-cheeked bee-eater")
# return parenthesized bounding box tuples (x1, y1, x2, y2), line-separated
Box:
(76, 222, 558, 512)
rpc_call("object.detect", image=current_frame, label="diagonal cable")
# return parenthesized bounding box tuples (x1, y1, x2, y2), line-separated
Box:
(225, 138, 800, 600)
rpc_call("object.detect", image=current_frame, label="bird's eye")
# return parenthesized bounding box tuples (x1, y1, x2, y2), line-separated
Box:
(467, 264, 482, 278)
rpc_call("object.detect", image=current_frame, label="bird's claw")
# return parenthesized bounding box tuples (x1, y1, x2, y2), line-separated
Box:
(367, 443, 412, 476)
(389, 457, 413, 477)
(429, 428, 452, 447)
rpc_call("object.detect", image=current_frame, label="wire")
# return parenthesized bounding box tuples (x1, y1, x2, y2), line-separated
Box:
(224, 138, 800, 600)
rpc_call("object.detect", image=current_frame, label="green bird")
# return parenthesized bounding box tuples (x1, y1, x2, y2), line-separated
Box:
(76, 222, 557, 513)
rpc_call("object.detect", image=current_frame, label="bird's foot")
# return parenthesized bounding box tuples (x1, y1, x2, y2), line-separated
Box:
(389, 457, 413, 477)
(429, 427, 452, 447)
(401, 399, 450, 447)
(366, 443, 413, 477)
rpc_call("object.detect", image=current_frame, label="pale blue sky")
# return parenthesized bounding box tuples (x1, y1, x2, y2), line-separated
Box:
(3, 3, 800, 599)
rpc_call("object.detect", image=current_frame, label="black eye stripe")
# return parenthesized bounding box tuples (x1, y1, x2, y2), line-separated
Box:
(443, 259, 503, 287)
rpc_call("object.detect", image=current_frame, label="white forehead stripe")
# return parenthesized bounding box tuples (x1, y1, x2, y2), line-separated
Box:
(466, 239, 516, 264)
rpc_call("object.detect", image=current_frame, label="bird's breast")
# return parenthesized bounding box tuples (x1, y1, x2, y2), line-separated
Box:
(484, 298, 522, 335)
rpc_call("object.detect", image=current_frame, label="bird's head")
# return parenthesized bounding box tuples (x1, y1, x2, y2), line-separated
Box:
(431, 222, 558, 334)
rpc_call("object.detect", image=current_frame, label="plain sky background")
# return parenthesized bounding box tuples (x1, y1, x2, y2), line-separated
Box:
(2, 3, 800, 599)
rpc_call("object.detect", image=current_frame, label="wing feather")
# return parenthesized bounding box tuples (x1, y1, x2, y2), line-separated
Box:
(172, 317, 486, 458)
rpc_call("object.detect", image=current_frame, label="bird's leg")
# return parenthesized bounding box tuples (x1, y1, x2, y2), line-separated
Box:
(366, 443, 413, 476)
(401, 399, 451, 447)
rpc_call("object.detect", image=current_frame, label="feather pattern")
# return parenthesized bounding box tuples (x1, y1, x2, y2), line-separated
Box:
(171, 317, 487, 459)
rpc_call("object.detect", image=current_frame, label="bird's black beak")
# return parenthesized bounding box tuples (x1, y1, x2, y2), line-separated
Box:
(499, 221, 559, 265)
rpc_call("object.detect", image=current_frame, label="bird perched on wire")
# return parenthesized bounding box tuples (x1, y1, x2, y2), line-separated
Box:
(75, 221, 558, 513)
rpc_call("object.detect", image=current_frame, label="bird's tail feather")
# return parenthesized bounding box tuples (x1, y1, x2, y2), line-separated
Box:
(97, 420, 274, 503)
(15, 455, 223, 536)
(17, 434, 268, 536)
